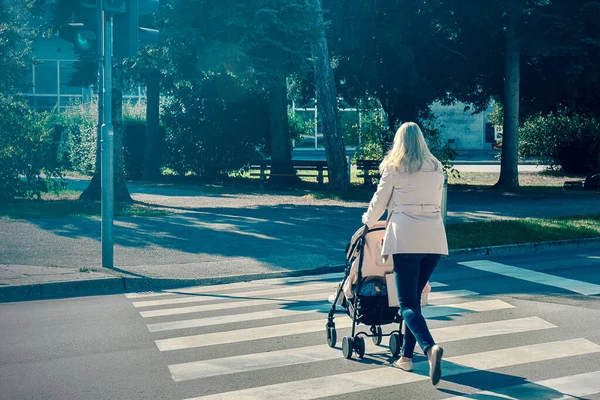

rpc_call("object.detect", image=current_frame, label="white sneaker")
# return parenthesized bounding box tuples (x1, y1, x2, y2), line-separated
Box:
(393, 357, 413, 372)
(328, 294, 344, 306)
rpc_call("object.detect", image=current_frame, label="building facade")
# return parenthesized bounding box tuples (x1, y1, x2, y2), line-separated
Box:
(25, 37, 88, 111)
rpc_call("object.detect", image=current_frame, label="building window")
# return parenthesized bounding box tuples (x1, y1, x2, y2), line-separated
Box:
(27, 59, 85, 111)
(59, 61, 83, 96)
(34, 61, 58, 95)
(35, 96, 60, 111)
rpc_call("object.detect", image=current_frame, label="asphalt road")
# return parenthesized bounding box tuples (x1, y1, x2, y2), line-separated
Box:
(4, 177, 600, 282)
(1, 248, 600, 400)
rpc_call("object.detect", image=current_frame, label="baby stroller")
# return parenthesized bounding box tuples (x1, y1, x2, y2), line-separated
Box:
(326, 221, 403, 359)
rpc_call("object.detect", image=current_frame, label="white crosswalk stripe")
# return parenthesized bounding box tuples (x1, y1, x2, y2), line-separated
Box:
(139, 292, 327, 318)
(123, 270, 600, 400)
(139, 287, 473, 318)
(443, 370, 600, 400)
(132, 281, 338, 308)
(164, 316, 553, 377)
(459, 260, 600, 295)
(125, 275, 448, 300)
(183, 339, 600, 400)
(148, 298, 512, 333)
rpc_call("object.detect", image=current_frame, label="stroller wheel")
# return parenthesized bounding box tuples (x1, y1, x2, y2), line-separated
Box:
(342, 336, 354, 359)
(355, 337, 366, 359)
(326, 325, 337, 348)
(371, 326, 383, 345)
(389, 333, 401, 357)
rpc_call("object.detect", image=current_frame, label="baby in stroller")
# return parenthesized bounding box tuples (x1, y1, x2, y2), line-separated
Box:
(326, 221, 430, 359)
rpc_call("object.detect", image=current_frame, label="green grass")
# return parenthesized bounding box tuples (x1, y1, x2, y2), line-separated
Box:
(242, 167, 592, 195)
(448, 171, 590, 194)
(448, 215, 600, 249)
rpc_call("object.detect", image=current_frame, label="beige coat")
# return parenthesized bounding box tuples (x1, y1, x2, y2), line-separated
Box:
(361, 160, 448, 256)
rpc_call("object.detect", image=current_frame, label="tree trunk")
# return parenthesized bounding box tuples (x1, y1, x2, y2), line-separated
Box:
(268, 74, 297, 184)
(496, 0, 521, 189)
(80, 65, 132, 202)
(310, 0, 349, 191)
(112, 66, 132, 202)
(143, 74, 161, 181)
(80, 58, 104, 201)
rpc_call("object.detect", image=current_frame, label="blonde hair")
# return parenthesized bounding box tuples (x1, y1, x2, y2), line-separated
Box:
(379, 122, 438, 173)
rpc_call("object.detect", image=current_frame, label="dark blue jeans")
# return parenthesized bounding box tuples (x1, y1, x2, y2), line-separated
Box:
(393, 253, 441, 358)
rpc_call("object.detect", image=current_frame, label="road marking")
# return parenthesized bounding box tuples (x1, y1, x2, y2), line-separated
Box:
(169, 345, 340, 382)
(429, 316, 554, 343)
(426, 289, 477, 302)
(443, 370, 600, 399)
(166, 299, 517, 381)
(183, 338, 600, 399)
(132, 282, 337, 308)
(459, 260, 600, 295)
(148, 298, 511, 333)
(156, 315, 553, 352)
(140, 287, 474, 318)
(125, 282, 259, 299)
(251, 272, 344, 285)
(139, 292, 327, 318)
(422, 299, 514, 319)
(156, 318, 354, 351)
(124, 274, 343, 299)
(125, 273, 447, 299)
(147, 306, 328, 332)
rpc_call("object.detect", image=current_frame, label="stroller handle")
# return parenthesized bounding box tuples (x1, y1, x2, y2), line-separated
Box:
(361, 224, 369, 238)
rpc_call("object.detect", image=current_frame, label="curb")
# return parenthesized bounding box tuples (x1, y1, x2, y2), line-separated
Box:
(0, 278, 125, 303)
(2, 237, 600, 303)
(446, 236, 600, 261)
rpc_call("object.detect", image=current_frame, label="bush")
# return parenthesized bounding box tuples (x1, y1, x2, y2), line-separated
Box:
(519, 111, 600, 174)
(289, 110, 314, 144)
(163, 73, 269, 180)
(46, 100, 97, 175)
(338, 110, 360, 147)
(353, 109, 456, 170)
(0, 95, 61, 201)
(353, 109, 388, 162)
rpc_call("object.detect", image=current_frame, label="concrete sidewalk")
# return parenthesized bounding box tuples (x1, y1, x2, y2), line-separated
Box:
(2, 181, 600, 301)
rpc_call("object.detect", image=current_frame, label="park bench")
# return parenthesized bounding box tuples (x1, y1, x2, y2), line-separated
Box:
(356, 159, 381, 186)
(250, 160, 329, 185)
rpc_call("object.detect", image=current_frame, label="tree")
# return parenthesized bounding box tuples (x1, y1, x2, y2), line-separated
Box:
(325, 0, 452, 132)
(435, 0, 600, 188)
(0, 0, 60, 201)
(42, 0, 133, 201)
(326, 0, 600, 189)
(143, 73, 161, 181)
(309, 0, 348, 190)
(518, 1, 600, 119)
(126, 44, 166, 181)
(497, 0, 522, 188)
(161, 0, 314, 182)
(0, 0, 36, 95)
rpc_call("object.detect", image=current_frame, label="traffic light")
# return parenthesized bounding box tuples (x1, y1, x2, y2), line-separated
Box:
(114, 0, 160, 59)
(59, 22, 97, 54)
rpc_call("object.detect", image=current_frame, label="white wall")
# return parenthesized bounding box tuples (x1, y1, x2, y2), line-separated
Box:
(431, 102, 491, 150)
(32, 37, 77, 60)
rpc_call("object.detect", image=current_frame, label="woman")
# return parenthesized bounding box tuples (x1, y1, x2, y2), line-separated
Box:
(361, 121, 448, 386)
